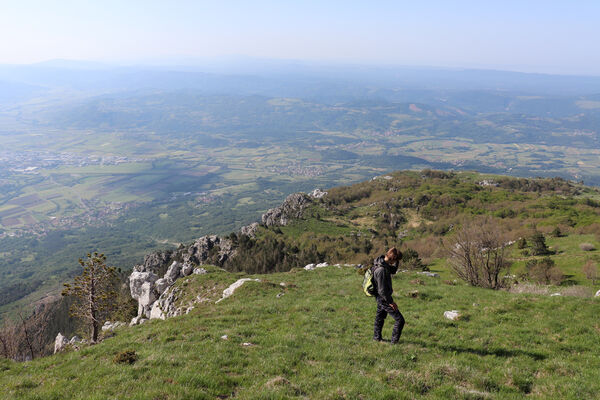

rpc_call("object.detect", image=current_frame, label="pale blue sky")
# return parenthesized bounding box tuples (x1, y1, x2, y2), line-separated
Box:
(1, 0, 599, 75)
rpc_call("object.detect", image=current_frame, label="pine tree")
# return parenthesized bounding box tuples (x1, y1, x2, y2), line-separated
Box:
(62, 252, 118, 343)
(530, 232, 550, 256)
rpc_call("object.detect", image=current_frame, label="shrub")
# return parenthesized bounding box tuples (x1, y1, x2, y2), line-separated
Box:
(579, 243, 596, 252)
(516, 237, 527, 249)
(526, 257, 563, 285)
(582, 260, 598, 284)
(530, 232, 550, 256)
(399, 248, 427, 271)
(551, 226, 562, 238)
(113, 350, 137, 364)
(444, 217, 511, 289)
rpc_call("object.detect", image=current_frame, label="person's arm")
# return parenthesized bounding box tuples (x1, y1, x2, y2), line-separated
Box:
(374, 268, 394, 304)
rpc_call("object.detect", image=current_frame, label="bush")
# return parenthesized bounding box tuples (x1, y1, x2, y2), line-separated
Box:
(530, 232, 550, 256)
(399, 248, 427, 271)
(579, 243, 596, 252)
(582, 260, 598, 284)
(517, 237, 527, 249)
(551, 226, 563, 238)
(113, 350, 137, 364)
(526, 257, 563, 285)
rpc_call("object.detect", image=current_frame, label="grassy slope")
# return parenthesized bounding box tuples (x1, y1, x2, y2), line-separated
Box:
(2, 266, 599, 399)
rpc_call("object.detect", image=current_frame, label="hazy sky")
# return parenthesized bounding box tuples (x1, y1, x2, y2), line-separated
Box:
(1, 0, 599, 75)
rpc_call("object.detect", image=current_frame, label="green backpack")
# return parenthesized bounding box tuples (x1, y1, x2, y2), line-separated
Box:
(362, 266, 377, 296)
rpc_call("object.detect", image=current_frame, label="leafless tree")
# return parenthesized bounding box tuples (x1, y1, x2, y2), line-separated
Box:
(444, 217, 511, 289)
(583, 260, 598, 285)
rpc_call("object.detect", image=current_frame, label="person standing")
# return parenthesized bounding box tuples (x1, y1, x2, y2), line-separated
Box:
(372, 247, 405, 343)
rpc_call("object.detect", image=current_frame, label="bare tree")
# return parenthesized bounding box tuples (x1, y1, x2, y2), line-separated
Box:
(18, 312, 35, 360)
(583, 260, 598, 285)
(444, 217, 511, 289)
(62, 252, 118, 343)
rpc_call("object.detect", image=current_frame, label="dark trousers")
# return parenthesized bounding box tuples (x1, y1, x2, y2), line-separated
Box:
(373, 297, 405, 343)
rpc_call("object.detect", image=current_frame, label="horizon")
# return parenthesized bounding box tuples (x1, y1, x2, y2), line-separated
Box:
(1, 1, 599, 76)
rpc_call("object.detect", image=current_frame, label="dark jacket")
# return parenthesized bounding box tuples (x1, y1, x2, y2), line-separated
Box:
(372, 255, 398, 304)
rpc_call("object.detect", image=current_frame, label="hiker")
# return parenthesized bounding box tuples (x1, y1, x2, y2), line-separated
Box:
(372, 247, 405, 343)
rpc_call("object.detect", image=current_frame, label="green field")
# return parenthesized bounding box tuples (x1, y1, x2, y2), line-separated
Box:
(1, 265, 598, 399)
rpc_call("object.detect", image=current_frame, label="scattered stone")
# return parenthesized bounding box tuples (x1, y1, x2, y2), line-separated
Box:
(69, 336, 82, 345)
(444, 310, 460, 320)
(304, 263, 316, 270)
(185, 306, 194, 314)
(241, 342, 254, 346)
(407, 290, 420, 298)
(550, 293, 562, 297)
(276, 293, 285, 298)
(416, 271, 439, 278)
(193, 267, 208, 275)
(279, 282, 286, 287)
(473, 303, 480, 307)
(316, 262, 329, 268)
(102, 321, 126, 332)
(595, 289, 600, 297)
(221, 335, 228, 340)
(216, 278, 261, 303)
(54, 333, 68, 354)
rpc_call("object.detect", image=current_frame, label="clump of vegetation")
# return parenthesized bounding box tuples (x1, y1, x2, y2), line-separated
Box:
(551, 226, 563, 237)
(530, 232, 551, 256)
(579, 243, 596, 252)
(582, 260, 598, 285)
(444, 217, 511, 289)
(399, 248, 427, 270)
(113, 350, 137, 364)
(516, 237, 527, 249)
(526, 257, 564, 285)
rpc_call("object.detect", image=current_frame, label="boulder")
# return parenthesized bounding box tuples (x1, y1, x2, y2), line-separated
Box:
(181, 262, 194, 276)
(316, 262, 329, 268)
(129, 271, 158, 300)
(304, 263, 316, 270)
(154, 278, 170, 295)
(164, 261, 182, 282)
(150, 302, 166, 320)
(595, 289, 600, 297)
(444, 310, 460, 320)
(216, 278, 260, 303)
(54, 333, 68, 354)
(193, 267, 208, 275)
(309, 188, 327, 199)
(102, 321, 126, 332)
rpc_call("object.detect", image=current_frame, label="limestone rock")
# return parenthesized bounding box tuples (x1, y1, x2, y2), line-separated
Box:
(444, 310, 460, 320)
(240, 222, 259, 237)
(54, 333, 68, 354)
(181, 262, 194, 276)
(154, 278, 170, 295)
(304, 263, 316, 270)
(216, 278, 260, 303)
(309, 188, 327, 199)
(261, 193, 312, 227)
(417, 271, 440, 278)
(165, 261, 182, 282)
(595, 289, 600, 297)
(102, 321, 125, 332)
(193, 267, 208, 275)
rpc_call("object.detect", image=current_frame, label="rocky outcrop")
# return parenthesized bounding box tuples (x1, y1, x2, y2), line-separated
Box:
(309, 188, 327, 199)
(240, 222, 259, 237)
(262, 193, 312, 226)
(102, 321, 126, 332)
(129, 271, 159, 319)
(595, 289, 600, 297)
(150, 286, 182, 320)
(54, 333, 68, 354)
(216, 278, 260, 303)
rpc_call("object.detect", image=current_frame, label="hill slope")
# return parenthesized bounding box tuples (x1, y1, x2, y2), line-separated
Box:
(1, 265, 599, 399)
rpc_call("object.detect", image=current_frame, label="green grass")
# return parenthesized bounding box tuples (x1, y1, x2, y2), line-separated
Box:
(2, 266, 599, 399)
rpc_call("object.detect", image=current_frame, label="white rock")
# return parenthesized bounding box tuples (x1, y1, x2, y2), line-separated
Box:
(186, 306, 195, 314)
(154, 278, 170, 295)
(181, 262, 194, 276)
(444, 310, 460, 320)
(138, 318, 148, 325)
(129, 271, 158, 300)
(241, 342, 254, 346)
(221, 335, 228, 340)
(69, 336, 82, 345)
(193, 267, 208, 275)
(54, 333, 68, 354)
(216, 278, 260, 303)
(316, 262, 329, 268)
(276, 293, 285, 298)
(165, 261, 182, 282)
(550, 293, 562, 297)
(309, 188, 327, 199)
(150, 302, 166, 320)
(304, 263, 316, 270)
(417, 271, 440, 277)
(595, 289, 600, 297)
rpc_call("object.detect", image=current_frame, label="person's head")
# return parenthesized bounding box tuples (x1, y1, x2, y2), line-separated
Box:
(384, 247, 402, 264)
